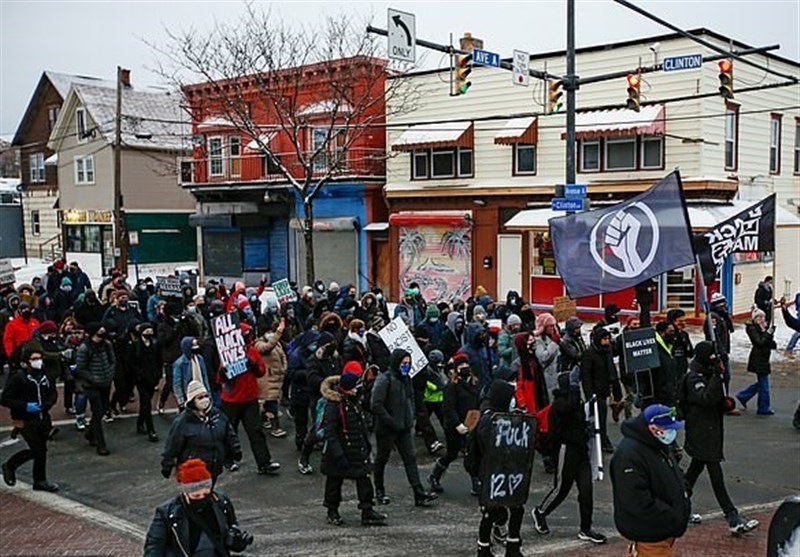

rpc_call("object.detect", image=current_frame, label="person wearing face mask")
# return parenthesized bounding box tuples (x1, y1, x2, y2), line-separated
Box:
(370, 286, 391, 323)
(186, 297, 208, 342)
(4, 302, 42, 367)
(415, 306, 445, 352)
(735, 308, 777, 415)
(295, 286, 315, 330)
(341, 319, 369, 370)
(256, 319, 288, 437)
(173, 337, 211, 410)
(371, 349, 438, 508)
(706, 293, 734, 394)
(653, 321, 680, 407)
(74, 323, 115, 456)
(460, 322, 492, 396)
(497, 314, 522, 372)
(1, 344, 59, 492)
(161, 382, 241, 482)
(533, 313, 562, 401)
(48, 277, 75, 323)
(581, 328, 621, 454)
(354, 291, 378, 325)
(440, 311, 466, 362)
(156, 302, 199, 413)
(102, 290, 141, 416)
(73, 290, 104, 327)
(610, 404, 691, 557)
(680, 341, 759, 535)
(145, 458, 253, 557)
(134, 323, 162, 442)
(365, 315, 390, 372)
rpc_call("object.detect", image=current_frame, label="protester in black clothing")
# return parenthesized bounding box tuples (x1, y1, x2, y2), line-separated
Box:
(133, 323, 161, 442)
(707, 293, 734, 394)
(371, 349, 437, 507)
(666, 309, 694, 379)
(531, 372, 606, 544)
(440, 311, 465, 361)
(634, 278, 658, 327)
(320, 372, 387, 527)
(102, 290, 141, 416)
(681, 341, 759, 535)
(72, 290, 104, 327)
(754, 276, 776, 328)
(74, 323, 115, 456)
(145, 459, 253, 557)
(558, 317, 585, 374)
(653, 321, 679, 406)
(1, 344, 59, 492)
(580, 328, 620, 453)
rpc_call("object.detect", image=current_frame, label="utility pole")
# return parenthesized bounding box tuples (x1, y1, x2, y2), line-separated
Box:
(565, 0, 577, 186)
(114, 66, 128, 274)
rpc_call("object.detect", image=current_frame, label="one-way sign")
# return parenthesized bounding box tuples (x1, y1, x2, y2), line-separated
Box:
(387, 9, 416, 63)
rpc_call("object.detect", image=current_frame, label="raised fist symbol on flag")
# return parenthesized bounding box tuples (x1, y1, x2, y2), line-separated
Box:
(605, 209, 645, 275)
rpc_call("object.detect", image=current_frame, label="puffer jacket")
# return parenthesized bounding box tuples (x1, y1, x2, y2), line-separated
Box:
(255, 333, 286, 402)
(134, 337, 162, 390)
(682, 359, 725, 463)
(745, 322, 776, 374)
(74, 338, 116, 388)
(161, 407, 241, 478)
(172, 337, 211, 406)
(321, 376, 373, 479)
(1, 367, 56, 422)
(370, 349, 415, 432)
(460, 322, 492, 394)
(442, 378, 480, 431)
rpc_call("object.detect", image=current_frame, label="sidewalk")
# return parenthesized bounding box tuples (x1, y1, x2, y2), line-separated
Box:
(560, 509, 774, 557)
(0, 489, 143, 556)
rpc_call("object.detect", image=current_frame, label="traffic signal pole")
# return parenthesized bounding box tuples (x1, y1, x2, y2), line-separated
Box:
(565, 0, 577, 186)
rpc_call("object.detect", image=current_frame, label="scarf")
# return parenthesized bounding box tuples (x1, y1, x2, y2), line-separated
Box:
(190, 355, 204, 385)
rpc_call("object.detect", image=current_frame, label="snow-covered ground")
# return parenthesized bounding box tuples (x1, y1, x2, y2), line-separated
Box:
(7, 257, 196, 288)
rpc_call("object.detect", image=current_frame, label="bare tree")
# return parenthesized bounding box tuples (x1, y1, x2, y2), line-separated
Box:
(151, 5, 418, 285)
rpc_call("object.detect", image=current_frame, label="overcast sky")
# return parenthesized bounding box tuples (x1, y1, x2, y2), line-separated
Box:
(1, 0, 798, 137)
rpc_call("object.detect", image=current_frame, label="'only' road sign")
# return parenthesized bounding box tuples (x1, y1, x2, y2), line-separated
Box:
(387, 9, 416, 63)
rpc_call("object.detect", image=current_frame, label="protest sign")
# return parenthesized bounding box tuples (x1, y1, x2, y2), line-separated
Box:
(157, 275, 183, 299)
(480, 412, 537, 508)
(621, 326, 660, 372)
(378, 317, 428, 377)
(272, 278, 297, 305)
(552, 296, 577, 322)
(212, 311, 248, 380)
(0, 259, 15, 285)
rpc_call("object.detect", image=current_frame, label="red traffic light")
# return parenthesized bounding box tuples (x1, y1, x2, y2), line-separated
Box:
(719, 59, 733, 73)
(627, 73, 640, 88)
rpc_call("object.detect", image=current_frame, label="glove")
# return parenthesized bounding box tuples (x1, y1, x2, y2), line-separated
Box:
(26, 402, 41, 413)
(161, 466, 171, 479)
(456, 423, 469, 435)
(225, 524, 254, 552)
(334, 455, 350, 471)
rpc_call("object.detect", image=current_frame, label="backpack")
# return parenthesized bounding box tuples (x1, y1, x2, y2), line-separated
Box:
(313, 397, 328, 441)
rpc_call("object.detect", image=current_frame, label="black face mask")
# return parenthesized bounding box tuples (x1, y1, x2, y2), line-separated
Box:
(187, 495, 211, 512)
(20, 310, 32, 319)
(323, 345, 336, 358)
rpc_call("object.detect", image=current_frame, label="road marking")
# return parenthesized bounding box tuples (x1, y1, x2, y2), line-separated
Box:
(0, 481, 147, 541)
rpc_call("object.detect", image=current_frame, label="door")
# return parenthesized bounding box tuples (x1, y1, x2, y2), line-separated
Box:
(497, 234, 522, 300)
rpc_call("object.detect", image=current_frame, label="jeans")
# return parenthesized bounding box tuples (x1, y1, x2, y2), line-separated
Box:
(684, 458, 736, 519)
(221, 400, 272, 467)
(373, 427, 424, 494)
(324, 475, 375, 510)
(787, 331, 800, 351)
(84, 386, 110, 449)
(736, 373, 771, 414)
(538, 443, 593, 532)
(5, 419, 50, 483)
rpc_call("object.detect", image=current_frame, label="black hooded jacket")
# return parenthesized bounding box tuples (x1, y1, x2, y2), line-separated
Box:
(370, 349, 415, 432)
(610, 415, 691, 543)
(682, 344, 725, 463)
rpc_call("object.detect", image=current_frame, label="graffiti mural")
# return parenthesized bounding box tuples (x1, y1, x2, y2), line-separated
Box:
(399, 224, 472, 303)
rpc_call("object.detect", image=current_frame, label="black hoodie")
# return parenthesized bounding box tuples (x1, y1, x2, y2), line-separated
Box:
(610, 415, 691, 543)
(370, 349, 415, 432)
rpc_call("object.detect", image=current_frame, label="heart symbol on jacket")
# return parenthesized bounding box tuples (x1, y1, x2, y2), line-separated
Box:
(508, 474, 524, 495)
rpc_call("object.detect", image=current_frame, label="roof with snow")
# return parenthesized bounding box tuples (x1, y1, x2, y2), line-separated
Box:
(44, 71, 115, 99)
(391, 121, 474, 152)
(568, 104, 666, 139)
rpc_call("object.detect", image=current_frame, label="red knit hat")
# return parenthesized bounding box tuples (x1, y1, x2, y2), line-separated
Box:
(53, 260, 65, 270)
(237, 298, 251, 311)
(342, 361, 364, 375)
(37, 321, 58, 336)
(451, 352, 470, 368)
(176, 458, 212, 493)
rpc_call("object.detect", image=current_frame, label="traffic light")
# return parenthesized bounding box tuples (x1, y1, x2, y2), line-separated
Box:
(718, 59, 734, 99)
(626, 72, 641, 112)
(547, 80, 563, 114)
(452, 53, 473, 96)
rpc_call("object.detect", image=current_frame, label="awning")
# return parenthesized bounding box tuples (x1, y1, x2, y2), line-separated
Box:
(288, 217, 358, 232)
(389, 211, 471, 227)
(45, 154, 58, 165)
(298, 101, 351, 117)
(392, 121, 474, 152)
(197, 116, 237, 130)
(495, 117, 538, 145)
(246, 133, 276, 150)
(189, 213, 233, 227)
(363, 222, 389, 232)
(564, 104, 665, 140)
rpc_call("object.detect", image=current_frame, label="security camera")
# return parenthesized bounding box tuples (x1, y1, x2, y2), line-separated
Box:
(649, 42, 661, 53)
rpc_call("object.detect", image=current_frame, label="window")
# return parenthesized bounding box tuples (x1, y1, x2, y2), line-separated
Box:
(640, 136, 663, 169)
(29, 153, 45, 183)
(531, 231, 557, 276)
(514, 144, 536, 174)
(580, 139, 600, 172)
(208, 137, 224, 176)
(76, 108, 87, 142)
(31, 210, 41, 236)
(605, 137, 636, 170)
(47, 106, 60, 130)
(229, 136, 241, 177)
(412, 151, 429, 179)
(724, 103, 738, 170)
(311, 128, 330, 172)
(794, 119, 800, 174)
(431, 150, 455, 178)
(75, 155, 95, 184)
(769, 114, 782, 174)
(264, 154, 282, 177)
(458, 148, 473, 177)
(180, 160, 194, 184)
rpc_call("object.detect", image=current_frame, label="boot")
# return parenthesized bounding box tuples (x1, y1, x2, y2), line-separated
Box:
(428, 460, 446, 493)
(505, 539, 524, 557)
(476, 542, 495, 557)
(414, 489, 438, 507)
(270, 416, 287, 438)
(470, 476, 481, 496)
(326, 508, 344, 526)
(361, 508, 387, 526)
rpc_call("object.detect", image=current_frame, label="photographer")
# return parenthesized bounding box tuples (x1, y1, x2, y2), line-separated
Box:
(145, 458, 254, 556)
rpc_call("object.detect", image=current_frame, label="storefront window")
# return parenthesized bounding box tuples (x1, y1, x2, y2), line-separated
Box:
(530, 231, 557, 276)
(66, 225, 102, 252)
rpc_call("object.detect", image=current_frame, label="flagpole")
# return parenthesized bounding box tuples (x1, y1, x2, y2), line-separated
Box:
(770, 207, 778, 331)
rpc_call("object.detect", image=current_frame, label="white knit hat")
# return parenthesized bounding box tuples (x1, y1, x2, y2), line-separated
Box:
(185, 380, 208, 403)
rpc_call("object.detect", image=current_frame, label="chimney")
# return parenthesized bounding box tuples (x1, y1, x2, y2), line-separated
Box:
(459, 33, 483, 53)
(119, 68, 131, 88)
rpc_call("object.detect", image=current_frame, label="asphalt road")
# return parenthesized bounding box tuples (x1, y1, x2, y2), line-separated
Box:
(1, 360, 798, 556)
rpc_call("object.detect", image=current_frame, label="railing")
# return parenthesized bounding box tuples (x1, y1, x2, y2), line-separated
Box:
(179, 148, 386, 186)
(38, 233, 62, 262)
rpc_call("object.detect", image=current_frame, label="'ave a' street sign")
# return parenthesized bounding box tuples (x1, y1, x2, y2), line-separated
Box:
(387, 9, 416, 63)
(473, 48, 501, 68)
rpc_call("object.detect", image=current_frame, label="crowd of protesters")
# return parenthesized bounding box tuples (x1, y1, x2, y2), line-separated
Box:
(2, 261, 797, 557)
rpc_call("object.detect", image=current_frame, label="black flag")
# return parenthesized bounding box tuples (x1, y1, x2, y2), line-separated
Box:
(695, 194, 776, 284)
(549, 171, 695, 299)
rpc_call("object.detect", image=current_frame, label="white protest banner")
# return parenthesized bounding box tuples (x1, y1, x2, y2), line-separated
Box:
(378, 316, 428, 377)
(272, 278, 297, 305)
(0, 259, 15, 285)
(212, 311, 249, 380)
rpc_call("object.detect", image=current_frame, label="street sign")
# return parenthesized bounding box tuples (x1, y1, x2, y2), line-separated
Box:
(551, 198, 585, 212)
(512, 50, 529, 87)
(473, 48, 501, 68)
(387, 8, 416, 63)
(662, 53, 702, 72)
(564, 184, 587, 198)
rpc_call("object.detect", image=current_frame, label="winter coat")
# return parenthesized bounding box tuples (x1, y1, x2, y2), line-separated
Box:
(74, 339, 116, 389)
(581, 341, 617, 399)
(551, 382, 588, 450)
(754, 281, 773, 314)
(442, 379, 480, 431)
(306, 352, 341, 406)
(370, 349, 415, 432)
(496, 328, 518, 370)
(610, 415, 691, 543)
(173, 337, 211, 406)
(671, 329, 694, 378)
(3, 315, 41, 359)
(460, 322, 492, 394)
(72, 299, 105, 327)
(101, 305, 140, 340)
(156, 314, 199, 369)
(653, 335, 679, 405)
(559, 324, 586, 373)
(782, 305, 800, 333)
(34, 332, 67, 384)
(415, 319, 445, 351)
(366, 332, 390, 372)
(321, 376, 373, 479)
(707, 309, 734, 356)
(745, 322, 776, 374)
(1, 367, 56, 422)
(161, 407, 241, 478)
(682, 360, 725, 463)
(512, 333, 548, 413)
(255, 333, 286, 402)
(220, 344, 265, 404)
(134, 338, 162, 390)
(439, 312, 464, 361)
(143, 491, 240, 557)
(341, 335, 369, 369)
(534, 334, 561, 399)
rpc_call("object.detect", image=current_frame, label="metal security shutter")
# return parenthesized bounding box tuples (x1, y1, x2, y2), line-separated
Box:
(269, 218, 289, 280)
(291, 218, 358, 287)
(242, 228, 269, 271)
(203, 228, 242, 277)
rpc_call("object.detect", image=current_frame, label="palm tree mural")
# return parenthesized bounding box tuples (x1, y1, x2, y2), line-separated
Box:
(441, 227, 471, 260)
(399, 227, 426, 275)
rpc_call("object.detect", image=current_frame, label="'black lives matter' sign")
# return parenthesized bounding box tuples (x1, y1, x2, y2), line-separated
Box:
(212, 311, 248, 380)
(622, 327, 660, 373)
(480, 412, 537, 508)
